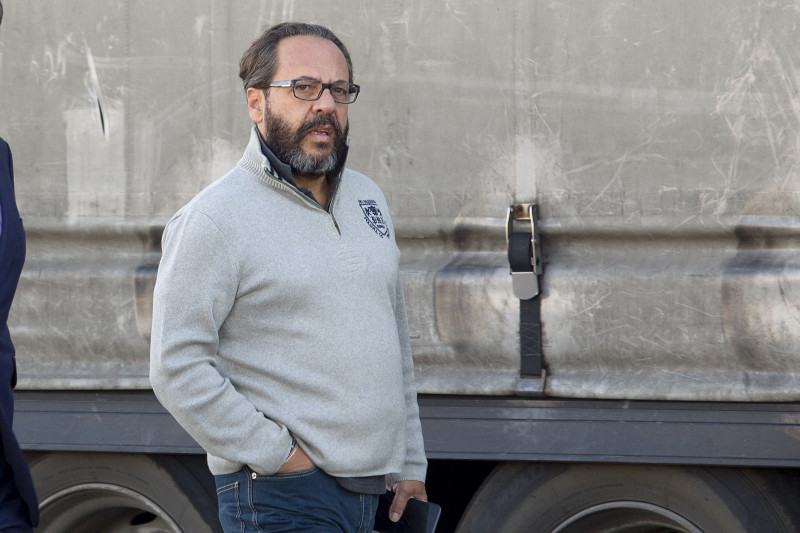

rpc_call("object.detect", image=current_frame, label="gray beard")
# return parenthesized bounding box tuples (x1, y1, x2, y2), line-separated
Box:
(265, 111, 349, 177)
(282, 144, 338, 176)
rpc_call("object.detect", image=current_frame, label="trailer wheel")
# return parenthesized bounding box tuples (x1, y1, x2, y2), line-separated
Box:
(30, 452, 221, 533)
(456, 463, 800, 533)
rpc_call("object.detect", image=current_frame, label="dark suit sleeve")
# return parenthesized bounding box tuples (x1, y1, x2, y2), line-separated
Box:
(0, 138, 38, 526)
(2, 139, 13, 189)
(0, 137, 23, 378)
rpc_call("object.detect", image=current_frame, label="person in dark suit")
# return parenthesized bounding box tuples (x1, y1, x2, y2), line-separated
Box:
(0, 2, 39, 529)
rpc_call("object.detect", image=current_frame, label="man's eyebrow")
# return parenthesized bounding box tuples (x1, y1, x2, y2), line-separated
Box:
(294, 76, 350, 84)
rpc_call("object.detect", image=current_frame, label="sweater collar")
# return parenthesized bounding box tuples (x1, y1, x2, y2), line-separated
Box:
(256, 127, 296, 185)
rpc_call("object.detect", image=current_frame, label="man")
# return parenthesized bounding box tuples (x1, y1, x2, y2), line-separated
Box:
(0, 4, 40, 531)
(150, 22, 427, 532)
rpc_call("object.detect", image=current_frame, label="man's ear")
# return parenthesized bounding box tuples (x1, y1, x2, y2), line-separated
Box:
(246, 88, 264, 125)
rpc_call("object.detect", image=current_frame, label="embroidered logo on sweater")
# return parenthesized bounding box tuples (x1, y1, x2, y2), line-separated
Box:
(359, 200, 390, 238)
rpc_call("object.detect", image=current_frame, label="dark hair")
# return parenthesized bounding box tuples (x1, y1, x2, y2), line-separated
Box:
(0, 1, 4, 28)
(239, 22, 353, 92)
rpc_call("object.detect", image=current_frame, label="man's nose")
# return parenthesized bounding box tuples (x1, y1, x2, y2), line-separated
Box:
(312, 87, 338, 113)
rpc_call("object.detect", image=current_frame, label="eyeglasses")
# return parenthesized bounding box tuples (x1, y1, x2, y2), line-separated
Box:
(268, 78, 360, 104)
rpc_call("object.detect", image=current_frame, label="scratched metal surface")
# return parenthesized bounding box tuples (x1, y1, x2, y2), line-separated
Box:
(1, 2, 799, 400)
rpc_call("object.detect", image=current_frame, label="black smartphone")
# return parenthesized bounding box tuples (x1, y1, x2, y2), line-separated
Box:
(373, 491, 441, 533)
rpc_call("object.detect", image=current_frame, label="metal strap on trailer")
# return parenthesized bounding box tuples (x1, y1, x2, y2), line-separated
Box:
(506, 203, 546, 395)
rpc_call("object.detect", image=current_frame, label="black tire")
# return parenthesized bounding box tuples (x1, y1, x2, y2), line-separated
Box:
(456, 463, 800, 533)
(30, 452, 221, 533)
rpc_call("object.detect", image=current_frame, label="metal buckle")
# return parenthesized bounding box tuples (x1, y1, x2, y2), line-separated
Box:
(506, 204, 542, 299)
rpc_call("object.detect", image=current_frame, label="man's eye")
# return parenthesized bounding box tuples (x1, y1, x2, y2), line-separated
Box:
(331, 86, 347, 96)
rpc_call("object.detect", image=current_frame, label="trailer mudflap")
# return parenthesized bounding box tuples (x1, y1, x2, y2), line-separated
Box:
(506, 204, 546, 395)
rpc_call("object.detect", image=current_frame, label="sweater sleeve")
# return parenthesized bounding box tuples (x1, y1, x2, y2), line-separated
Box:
(149, 208, 292, 474)
(387, 274, 428, 487)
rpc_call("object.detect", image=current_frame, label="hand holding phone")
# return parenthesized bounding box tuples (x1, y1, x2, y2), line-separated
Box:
(374, 491, 441, 533)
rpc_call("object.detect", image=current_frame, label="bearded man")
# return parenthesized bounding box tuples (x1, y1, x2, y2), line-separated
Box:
(150, 22, 428, 533)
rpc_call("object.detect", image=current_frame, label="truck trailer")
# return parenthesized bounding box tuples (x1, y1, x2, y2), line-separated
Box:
(3, 1, 800, 532)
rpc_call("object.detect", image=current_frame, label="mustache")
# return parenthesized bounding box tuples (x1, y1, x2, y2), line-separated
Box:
(299, 115, 343, 135)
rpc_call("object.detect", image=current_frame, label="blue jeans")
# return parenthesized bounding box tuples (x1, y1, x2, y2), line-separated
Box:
(214, 467, 379, 533)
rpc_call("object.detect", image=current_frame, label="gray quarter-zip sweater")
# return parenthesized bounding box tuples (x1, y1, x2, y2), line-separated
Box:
(149, 128, 427, 488)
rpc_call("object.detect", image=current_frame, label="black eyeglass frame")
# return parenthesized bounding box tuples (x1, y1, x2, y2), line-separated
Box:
(267, 78, 361, 104)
